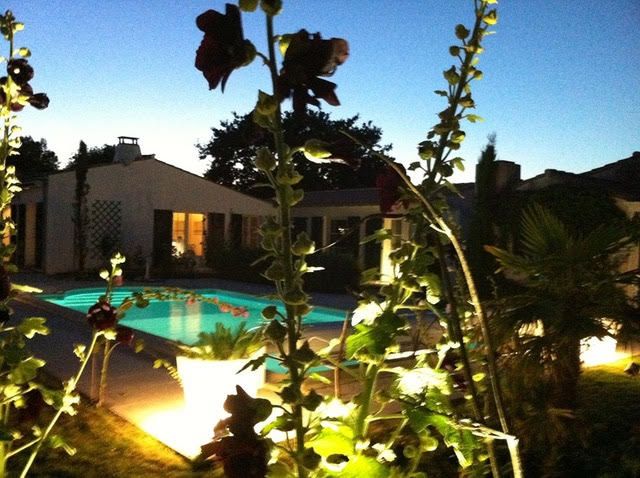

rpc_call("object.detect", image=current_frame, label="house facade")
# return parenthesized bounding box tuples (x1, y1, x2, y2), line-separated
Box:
(13, 139, 274, 274)
(12, 136, 640, 282)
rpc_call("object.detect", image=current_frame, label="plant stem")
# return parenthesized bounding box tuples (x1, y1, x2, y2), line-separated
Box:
(97, 341, 112, 407)
(19, 332, 100, 478)
(354, 362, 379, 439)
(265, 14, 307, 478)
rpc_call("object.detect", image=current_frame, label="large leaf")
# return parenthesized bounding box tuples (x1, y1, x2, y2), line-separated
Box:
(339, 455, 390, 478)
(307, 426, 354, 457)
(17, 317, 49, 338)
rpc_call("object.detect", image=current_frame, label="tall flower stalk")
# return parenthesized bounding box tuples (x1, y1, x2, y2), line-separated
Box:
(196, 1, 522, 477)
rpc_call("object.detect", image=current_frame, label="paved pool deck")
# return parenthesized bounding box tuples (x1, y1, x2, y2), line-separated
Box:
(10, 273, 357, 457)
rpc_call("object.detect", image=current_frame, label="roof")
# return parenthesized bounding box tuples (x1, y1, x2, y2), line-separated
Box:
(517, 153, 640, 201)
(295, 188, 380, 208)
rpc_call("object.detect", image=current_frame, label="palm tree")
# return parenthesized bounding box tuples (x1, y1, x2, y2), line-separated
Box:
(487, 204, 638, 405)
(485, 204, 639, 474)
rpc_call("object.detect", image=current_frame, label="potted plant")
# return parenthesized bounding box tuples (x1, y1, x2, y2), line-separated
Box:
(175, 322, 266, 426)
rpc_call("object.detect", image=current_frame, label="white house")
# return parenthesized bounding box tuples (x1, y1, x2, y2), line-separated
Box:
(13, 137, 274, 274)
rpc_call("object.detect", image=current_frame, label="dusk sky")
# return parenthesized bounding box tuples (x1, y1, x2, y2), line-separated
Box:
(11, 0, 640, 183)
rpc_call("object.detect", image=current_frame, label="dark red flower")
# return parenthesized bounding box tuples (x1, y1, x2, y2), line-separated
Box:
(195, 4, 255, 91)
(115, 326, 134, 346)
(27, 92, 49, 110)
(277, 30, 349, 114)
(376, 164, 406, 214)
(86, 301, 117, 331)
(7, 59, 33, 86)
(0, 77, 49, 111)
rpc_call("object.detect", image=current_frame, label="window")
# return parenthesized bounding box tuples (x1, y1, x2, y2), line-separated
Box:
(172, 212, 205, 256)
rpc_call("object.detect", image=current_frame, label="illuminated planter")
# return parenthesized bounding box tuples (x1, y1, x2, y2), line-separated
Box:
(580, 336, 629, 367)
(176, 351, 266, 427)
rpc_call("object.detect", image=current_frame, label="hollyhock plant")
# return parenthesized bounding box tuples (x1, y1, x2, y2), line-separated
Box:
(86, 301, 118, 331)
(195, 3, 256, 91)
(277, 29, 349, 113)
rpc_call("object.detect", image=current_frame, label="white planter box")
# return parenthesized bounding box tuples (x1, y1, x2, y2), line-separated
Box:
(176, 351, 266, 424)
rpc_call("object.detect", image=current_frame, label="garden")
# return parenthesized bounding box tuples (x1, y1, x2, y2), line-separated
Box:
(1, 1, 640, 477)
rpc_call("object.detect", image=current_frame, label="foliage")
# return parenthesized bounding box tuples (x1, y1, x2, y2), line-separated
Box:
(194, 1, 522, 478)
(177, 323, 262, 360)
(486, 204, 639, 475)
(7, 135, 58, 181)
(72, 140, 90, 273)
(305, 250, 360, 293)
(466, 133, 501, 298)
(66, 143, 115, 169)
(525, 182, 630, 237)
(0, 11, 103, 478)
(198, 110, 390, 198)
(206, 242, 268, 283)
(7, 390, 205, 477)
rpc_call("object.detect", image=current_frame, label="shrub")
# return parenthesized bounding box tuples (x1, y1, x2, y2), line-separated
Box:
(305, 250, 360, 293)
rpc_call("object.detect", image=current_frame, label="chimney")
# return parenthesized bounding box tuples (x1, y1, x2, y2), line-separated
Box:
(113, 136, 141, 165)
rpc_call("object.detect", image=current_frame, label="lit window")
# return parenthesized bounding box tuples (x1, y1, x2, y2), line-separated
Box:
(172, 212, 205, 257)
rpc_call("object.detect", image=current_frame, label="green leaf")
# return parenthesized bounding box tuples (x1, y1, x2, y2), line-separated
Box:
(73, 344, 86, 360)
(17, 317, 49, 338)
(48, 434, 77, 456)
(443, 66, 460, 85)
(483, 10, 498, 25)
(434, 90, 448, 97)
(346, 311, 405, 358)
(10, 283, 42, 293)
(341, 455, 390, 478)
(466, 114, 484, 123)
(307, 427, 354, 457)
(451, 157, 465, 171)
(10, 357, 46, 384)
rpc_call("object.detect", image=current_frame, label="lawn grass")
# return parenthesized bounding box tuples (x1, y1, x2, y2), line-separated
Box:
(578, 357, 640, 477)
(6, 357, 639, 477)
(8, 400, 210, 478)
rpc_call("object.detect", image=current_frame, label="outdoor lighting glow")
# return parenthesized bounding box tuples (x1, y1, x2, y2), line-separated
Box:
(177, 355, 265, 447)
(135, 356, 266, 458)
(137, 401, 214, 458)
(581, 336, 629, 367)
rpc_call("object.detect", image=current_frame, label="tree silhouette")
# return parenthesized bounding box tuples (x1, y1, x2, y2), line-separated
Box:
(8, 136, 58, 181)
(197, 110, 391, 198)
(72, 141, 90, 273)
(66, 143, 115, 169)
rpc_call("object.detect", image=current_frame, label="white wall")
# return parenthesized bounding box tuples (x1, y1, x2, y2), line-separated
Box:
(44, 159, 274, 273)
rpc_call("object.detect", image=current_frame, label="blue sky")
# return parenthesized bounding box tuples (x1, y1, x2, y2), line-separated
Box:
(11, 0, 640, 183)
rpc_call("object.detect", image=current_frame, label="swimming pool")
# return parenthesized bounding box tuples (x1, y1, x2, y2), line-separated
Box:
(42, 288, 348, 346)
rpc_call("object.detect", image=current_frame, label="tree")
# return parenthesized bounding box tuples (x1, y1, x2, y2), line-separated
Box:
(197, 110, 391, 197)
(467, 134, 502, 297)
(66, 143, 115, 169)
(72, 141, 90, 273)
(486, 204, 639, 475)
(8, 136, 58, 181)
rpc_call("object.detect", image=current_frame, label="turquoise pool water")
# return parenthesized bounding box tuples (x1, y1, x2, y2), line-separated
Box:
(42, 288, 347, 346)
